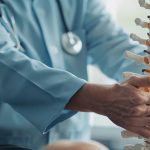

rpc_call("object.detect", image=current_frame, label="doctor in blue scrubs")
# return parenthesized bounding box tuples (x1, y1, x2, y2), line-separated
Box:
(1, 0, 150, 150)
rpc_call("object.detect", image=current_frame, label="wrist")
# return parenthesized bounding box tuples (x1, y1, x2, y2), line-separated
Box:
(65, 83, 115, 114)
(65, 83, 92, 112)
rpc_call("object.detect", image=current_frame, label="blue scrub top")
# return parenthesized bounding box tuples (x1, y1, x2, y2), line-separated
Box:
(0, 0, 145, 150)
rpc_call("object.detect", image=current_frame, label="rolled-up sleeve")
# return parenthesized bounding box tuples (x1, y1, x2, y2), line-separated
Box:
(0, 19, 86, 133)
(85, 0, 145, 81)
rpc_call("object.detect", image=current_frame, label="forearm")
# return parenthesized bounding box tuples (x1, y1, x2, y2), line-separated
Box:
(65, 83, 112, 115)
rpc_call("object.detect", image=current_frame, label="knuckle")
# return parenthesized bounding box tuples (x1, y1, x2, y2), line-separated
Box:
(131, 94, 146, 105)
(130, 106, 144, 116)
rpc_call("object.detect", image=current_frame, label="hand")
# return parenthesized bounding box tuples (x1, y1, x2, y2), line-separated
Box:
(66, 76, 150, 138)
(106, 76, 150, 138)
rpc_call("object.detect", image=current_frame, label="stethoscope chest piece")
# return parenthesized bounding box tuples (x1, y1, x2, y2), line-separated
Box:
(62, 32, 82, 55)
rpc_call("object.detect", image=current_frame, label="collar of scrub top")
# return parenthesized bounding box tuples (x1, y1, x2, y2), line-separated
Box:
(0, 0, 22, 51)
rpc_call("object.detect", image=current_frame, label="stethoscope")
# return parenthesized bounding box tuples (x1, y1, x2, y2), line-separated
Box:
(0, 0, 83, 55)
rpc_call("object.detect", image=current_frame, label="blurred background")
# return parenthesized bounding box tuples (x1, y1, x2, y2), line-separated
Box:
(89, 0, 148, 149)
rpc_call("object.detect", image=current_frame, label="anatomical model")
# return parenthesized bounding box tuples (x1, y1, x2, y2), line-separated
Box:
(122, 0, 150, 150)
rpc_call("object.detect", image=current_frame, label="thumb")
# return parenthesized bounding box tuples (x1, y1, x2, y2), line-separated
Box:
(128, 76, 150, 88)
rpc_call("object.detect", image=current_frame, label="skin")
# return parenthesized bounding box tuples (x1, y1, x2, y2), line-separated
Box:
(66, 76, 150, 138)
(43, 140, 109, 150)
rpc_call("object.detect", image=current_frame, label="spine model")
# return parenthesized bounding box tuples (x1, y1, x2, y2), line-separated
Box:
(122, 0, 150, 150)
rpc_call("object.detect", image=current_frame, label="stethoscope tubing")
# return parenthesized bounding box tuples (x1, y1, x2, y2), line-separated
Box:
(56, 0, 69, 33)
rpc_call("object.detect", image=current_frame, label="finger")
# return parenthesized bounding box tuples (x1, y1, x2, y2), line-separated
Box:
(128, 76, 150, 88)
(129, 89, 149, 105)
(115, 84, 149, 105)
(111, 115, 150, 138)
